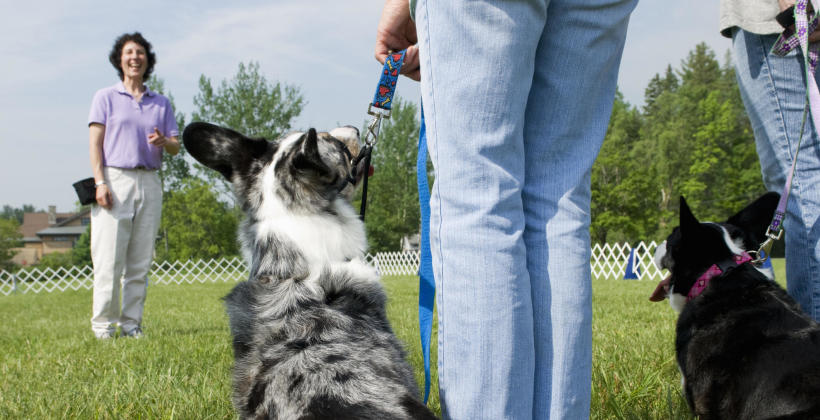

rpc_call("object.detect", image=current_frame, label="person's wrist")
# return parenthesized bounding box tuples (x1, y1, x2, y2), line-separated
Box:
(95, 180, 107, 187)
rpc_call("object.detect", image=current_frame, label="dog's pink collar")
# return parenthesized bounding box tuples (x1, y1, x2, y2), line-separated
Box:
(687, 252, 753, 301)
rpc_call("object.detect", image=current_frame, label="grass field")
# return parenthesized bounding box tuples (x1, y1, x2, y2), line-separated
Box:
(0, 259, 786, 419)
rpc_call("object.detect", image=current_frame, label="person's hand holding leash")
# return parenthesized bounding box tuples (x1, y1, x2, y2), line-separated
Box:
(375, 0, 420, 81)
(778, 0, 820, 41)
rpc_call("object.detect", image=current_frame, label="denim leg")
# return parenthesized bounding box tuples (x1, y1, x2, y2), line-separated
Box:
(416, 1, 544, 418)
(732, 29, 820, 320)
(524, 0, 635, 417)
(416, 0, 634, 418)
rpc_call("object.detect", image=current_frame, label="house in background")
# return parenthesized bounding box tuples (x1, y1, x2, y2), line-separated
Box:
(12, 206, 90, 266)
(400, 233, 420, 252)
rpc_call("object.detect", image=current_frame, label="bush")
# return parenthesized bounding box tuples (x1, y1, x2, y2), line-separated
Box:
(36, 252, 76, 270)
(71, 226, 92, 267)
(0, 217, 22, 271)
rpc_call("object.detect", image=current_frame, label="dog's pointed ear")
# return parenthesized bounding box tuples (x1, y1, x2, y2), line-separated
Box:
(294, 128, 331, 175)
(183, 122, 269, 180)
(726, 192, 780, 244)
(300, 128, 321, 160)
(679, 196, 700, 238)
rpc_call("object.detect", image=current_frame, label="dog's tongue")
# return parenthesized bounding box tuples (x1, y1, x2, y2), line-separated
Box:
(368, 165, 374, 177)
(649, 275, 671, 302)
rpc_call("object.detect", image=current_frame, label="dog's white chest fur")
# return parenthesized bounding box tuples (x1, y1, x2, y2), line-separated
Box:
(254, 201, 367, 269)
(247, 161, 367, 271)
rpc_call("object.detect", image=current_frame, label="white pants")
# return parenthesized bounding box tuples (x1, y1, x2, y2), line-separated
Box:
(90, 167, 161, 334)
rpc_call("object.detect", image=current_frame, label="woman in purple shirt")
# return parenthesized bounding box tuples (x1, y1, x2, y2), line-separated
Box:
(88, 32, 179, 339)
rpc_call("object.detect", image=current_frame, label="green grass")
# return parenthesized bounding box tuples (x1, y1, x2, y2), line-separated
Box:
(0, 259, 786, 418)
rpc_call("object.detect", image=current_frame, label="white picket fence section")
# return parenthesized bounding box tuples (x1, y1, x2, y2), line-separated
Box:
(0, 242, 665, 296)
(591, 241, 666, 281)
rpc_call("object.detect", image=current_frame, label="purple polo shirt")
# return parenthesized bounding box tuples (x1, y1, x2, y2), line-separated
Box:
(88, 82, 179, 169)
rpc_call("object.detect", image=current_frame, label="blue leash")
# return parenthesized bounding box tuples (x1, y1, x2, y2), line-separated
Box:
(359, 50, 407, 220)
(416, 105, 435, 404)
(367, 50, 435, 404)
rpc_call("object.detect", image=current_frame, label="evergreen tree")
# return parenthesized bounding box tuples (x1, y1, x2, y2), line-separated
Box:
(643, 65, 678, 113)
(591, 43, 764, 243)
(591, 91, 648, 244)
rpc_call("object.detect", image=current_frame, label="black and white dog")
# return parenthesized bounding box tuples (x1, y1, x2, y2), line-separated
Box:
(650, 193, 820, 419)
(183, 122, 436, 420)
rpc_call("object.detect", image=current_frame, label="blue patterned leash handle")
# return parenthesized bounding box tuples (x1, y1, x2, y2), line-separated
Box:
(357, 50, 408, 220)
(370, 50, 407, 114)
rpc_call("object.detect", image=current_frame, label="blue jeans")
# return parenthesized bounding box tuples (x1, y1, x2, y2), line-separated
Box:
(732, 28, 820, 321)
(415, 0, 636, 418)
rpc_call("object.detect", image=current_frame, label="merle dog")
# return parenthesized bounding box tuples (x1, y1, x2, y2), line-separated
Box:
(650, 193, 820, 419)
(183, 122, 436, 420)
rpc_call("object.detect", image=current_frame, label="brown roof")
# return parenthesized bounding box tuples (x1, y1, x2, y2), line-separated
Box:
(56, 209, 90, 227)
(19, 210, 82, 238)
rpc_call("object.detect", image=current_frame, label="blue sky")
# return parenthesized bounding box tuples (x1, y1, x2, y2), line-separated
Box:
(0, 1, 726, 212)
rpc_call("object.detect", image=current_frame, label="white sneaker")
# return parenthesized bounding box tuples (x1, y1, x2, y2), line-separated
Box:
(121, 327, 144, 338)
(94, 330, 115, 339)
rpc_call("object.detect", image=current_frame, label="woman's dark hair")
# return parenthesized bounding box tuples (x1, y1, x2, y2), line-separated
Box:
(108, 32, 156, 81)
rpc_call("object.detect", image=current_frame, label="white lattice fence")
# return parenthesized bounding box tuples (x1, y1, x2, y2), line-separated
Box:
(0, 242, 665, 296)
(367, 242, 668, 280)
(150, 257, 248, 285)
(0, 256, 251, 296)
(371, 251, 421, 276)
(592, 241, 666, 281)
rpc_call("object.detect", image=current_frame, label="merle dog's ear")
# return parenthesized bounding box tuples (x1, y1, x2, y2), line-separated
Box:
(294, 128, 331, 175)
(300, 128, 321, 160)
(679, 196, 700, 239)
(183, 122, 269, 180)
(726, 192, 780, 244)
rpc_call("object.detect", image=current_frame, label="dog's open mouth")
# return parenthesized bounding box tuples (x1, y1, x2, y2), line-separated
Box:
(649, 275, 671, 302)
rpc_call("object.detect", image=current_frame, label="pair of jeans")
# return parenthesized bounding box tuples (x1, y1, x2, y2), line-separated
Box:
(732, 28, 820, 321)
(414, 0, 636, 418)
(90, 167, 162, 335)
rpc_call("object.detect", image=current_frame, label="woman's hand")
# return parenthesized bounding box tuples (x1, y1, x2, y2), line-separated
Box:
(148, 127, 180, 155)
(147, 127, 167, 147)
(96, 183, 113, 210)
(89, 123, 112, 209)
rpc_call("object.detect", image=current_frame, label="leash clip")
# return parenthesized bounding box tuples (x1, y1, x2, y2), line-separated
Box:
(362, 112, 385, 148)
(751, 228, 782, 265)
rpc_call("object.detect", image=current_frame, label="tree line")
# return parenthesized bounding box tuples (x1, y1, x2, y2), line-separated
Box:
(0, 42, 772, 269)
(591, 42, 766, 245)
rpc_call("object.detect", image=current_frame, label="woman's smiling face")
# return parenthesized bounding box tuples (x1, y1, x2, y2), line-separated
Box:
(120, 41, 147, 80)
